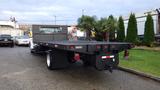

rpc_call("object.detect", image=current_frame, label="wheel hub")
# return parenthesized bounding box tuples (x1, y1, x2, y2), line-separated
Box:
(47, 54, 50, 67)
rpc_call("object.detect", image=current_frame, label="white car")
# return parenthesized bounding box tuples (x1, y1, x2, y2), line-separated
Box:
(15, 36, 30, 46)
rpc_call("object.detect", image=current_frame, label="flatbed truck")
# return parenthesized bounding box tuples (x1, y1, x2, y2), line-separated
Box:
(30, 25, 134, 71)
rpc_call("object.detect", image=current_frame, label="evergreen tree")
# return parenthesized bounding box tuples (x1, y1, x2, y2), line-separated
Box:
(117, 16, 125, 41)
(143, 14, 155, 46)
(126, 13, 138, 43)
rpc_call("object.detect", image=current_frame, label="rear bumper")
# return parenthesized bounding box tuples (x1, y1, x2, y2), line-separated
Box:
(16, 41, 29, 45)
(17, 42, 29, 45)
(0, 41, 13, 44)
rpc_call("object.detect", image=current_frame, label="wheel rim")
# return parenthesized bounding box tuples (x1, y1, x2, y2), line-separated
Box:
(47, 53, 51, 67)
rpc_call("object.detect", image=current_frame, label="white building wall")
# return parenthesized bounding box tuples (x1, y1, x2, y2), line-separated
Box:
(124, 15, 158, 35)
(0, 21, 19, 28)
(68, 26, 85, 37)
(0, 29, 23, 36)
(0, 20, 24, 36)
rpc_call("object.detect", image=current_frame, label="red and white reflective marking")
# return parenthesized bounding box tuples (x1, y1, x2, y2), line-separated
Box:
(101, 55, 114, 59)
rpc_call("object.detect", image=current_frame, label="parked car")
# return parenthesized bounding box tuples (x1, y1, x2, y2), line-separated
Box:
(15, 36, 30, 46)
(0, 34, 14, 47)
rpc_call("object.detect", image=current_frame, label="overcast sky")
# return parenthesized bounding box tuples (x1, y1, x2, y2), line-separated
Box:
(0, 0, 159, 25)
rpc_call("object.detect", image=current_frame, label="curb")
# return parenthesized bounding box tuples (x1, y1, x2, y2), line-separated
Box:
(118, 67, 160, 83)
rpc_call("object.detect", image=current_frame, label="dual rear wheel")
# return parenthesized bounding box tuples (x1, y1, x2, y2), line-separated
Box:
(46, 52, 54, 70)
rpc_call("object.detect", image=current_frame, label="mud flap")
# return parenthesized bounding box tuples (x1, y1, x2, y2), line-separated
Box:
(50, 49, 70, 69)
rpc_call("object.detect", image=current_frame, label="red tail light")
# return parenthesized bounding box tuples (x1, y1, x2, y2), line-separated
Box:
(104, 45, 108, 49)
(106, 52, 111, 54)
(111, 45, 115, 49)
(96, 45, 101, 49)
(69, 45, 75, 49)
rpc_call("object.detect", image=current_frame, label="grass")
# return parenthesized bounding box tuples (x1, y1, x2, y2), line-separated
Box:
(119, 49, 160, 77)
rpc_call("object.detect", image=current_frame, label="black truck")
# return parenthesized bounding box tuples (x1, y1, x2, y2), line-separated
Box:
(30, 25, 134, 71)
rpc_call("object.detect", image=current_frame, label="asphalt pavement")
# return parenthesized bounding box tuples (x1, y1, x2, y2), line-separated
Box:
(0, 46, 159, 90)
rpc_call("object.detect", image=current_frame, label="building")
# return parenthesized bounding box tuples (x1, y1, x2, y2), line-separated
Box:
(123, 10, 160, 35)
(19, 24, 32, 36)
(0, 17, 24, 36)
(68, 25, 85, 40)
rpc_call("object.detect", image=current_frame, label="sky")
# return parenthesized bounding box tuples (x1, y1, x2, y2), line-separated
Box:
(0, 0, 160, 25)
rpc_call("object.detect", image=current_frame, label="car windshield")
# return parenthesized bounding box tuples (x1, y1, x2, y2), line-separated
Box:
(18, 36, 29, 39)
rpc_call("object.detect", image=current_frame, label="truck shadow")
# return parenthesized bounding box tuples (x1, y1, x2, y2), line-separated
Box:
(50, 62, 114, 84)
(30, 52, 116, 85)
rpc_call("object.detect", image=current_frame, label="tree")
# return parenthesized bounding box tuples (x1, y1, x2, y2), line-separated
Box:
(96, 15, 117, 41)
(107, 15, 117, 41)
(126, 13, 138, 43)
(98, 17, 109, 41)
(94, 15, 117, 41)
(117, 16, 125, 41)
(94, 18, 104, 41)
(77, 15, 96, 40)
(143, 14, 155, 46)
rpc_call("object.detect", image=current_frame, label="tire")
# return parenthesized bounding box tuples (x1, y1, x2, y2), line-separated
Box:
(83, 60, 90, 67)
(46, 51, 54, 70)
(10, 43, 14, 48)
(29, 43, 34, 54)
(30, 49, 35, 54)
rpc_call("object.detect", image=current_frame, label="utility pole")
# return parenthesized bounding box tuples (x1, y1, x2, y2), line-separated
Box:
(65, 19, 68, 25)
(54, 15, 56, 25)
(82, 9, 84, 16)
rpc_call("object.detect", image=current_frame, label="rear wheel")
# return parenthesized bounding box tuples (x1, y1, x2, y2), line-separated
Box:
(46, 51, 54, 70)
(30, 49, 35, 53)
(10, 43, 14, 48)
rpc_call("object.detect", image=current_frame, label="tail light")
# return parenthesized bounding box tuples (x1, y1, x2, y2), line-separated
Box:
(106, 52, 111, 54)
(103, 45, 108, 50)
(69, 45, 75, 49)
(104, 45, 108, 49)
(111, 45, 115, 49)
(96, 45, 101, 50)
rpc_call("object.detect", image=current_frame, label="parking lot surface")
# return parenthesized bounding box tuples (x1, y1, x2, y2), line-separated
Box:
(0, 47, 159, 90)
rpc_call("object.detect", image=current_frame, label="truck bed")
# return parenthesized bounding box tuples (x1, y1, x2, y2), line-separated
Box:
(37, 40, 132, 54)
